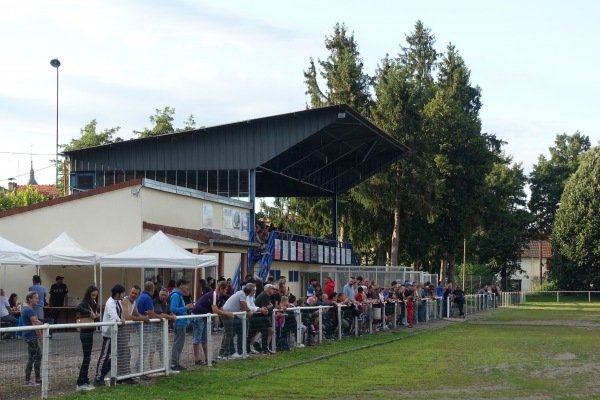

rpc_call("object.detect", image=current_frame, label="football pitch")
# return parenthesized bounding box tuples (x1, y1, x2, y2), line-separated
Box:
(62, 300, 600, 400)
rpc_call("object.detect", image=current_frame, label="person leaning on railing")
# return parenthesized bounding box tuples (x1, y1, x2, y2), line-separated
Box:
(74, 285, 99, 392)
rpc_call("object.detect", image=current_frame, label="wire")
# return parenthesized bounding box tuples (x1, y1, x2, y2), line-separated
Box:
(0, 164, 55, 182)
(0, 151, 56, 156)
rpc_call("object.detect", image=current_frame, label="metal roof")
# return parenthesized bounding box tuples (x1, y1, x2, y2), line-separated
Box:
(65, 104, 409, 197)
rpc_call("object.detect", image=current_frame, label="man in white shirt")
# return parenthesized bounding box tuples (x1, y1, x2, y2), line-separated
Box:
(95, 285, 126, 386)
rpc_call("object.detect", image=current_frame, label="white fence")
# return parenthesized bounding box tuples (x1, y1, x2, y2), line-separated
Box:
(0, 293, 525, 400)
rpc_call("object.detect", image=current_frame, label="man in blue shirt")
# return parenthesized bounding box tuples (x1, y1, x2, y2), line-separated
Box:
(21, 291, 44, 386)
(28, 275, 46, 320)
(170, 279, 193, 371)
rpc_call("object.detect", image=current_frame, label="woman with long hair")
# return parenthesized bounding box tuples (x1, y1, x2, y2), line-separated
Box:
(74, 285, 99, 392)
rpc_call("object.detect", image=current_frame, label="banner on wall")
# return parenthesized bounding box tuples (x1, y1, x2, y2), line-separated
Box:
(307, 243, 313, 262)
(318, 245, 323, 263)
(223, 208, 233, 229)
(282, 240, 289, 261)
(336, 248, 341, 265)
(242, 212, 250, 233)
(274, 239, 281, 260)
(345, 249, 351, 265)
(324, 246, 329, 264)
(202, 204, 213, 227)
(290, 241, 297, 261)
(341, 248, 346, 265)
(297, 241, 304, 261)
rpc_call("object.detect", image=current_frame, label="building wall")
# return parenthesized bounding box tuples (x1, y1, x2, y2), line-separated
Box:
(514, 257, 549, 292)
(0, 181, 252, 305)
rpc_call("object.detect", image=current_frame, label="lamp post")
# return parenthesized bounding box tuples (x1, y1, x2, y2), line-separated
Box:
(50, 58, 61, 189)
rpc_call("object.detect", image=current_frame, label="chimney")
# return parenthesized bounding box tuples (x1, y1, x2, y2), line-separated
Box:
(8, 181, 17, 191)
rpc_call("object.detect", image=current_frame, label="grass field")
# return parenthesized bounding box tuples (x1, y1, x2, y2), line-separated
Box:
(61, 302, 600, 400)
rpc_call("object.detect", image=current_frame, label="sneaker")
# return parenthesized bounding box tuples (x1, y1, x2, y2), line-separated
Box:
(217, 355, 227, 360)
(25, 380, 40, 387)
(263, 349, 276, 355)
(94, 379, 105, 387)
(230, 352, 242, 359)
(171, 364, 187, 371)
(140, 374, 151, 380)
(296, 343, 305, 348)
(249, 348, 260, 354)
(77, 384, 95, 392)
(35, 378, 42, 384)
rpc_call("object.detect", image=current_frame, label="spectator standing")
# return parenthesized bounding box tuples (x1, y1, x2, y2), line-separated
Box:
(49, 275, 68, 324)
(28, 275, 46, 320)
(170, 279, 193, 371)
(21, 291, 44, 386)
(74, 285, 99, 392)
(324, 276, 335, 299)
(220, 283, 256, 359)
(453, 286, 466, 318)
(306, 278, 317, 297)
(151, 288, 176, 367)
(249, 284, 275, 354)
(343, 277, 356, 301)
(95, 284, 126, 387)
(120, 285, 148, 384)
(192, 281, 233, 365)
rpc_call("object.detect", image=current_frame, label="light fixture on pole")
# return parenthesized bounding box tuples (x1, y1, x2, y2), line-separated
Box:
(50, 58, 61, 189)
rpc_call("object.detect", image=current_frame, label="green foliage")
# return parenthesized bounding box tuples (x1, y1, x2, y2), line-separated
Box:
(134, 107, 196, 137)
(0, 186, 48, 211)
(470, 156, 532, 284)
(552, 146, 600, 288)
(528, 131, 591, 238)
(62, 119, 122, 151)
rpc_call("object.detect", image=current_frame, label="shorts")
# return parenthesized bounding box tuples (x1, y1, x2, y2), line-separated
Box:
(192, 317, 207, 345)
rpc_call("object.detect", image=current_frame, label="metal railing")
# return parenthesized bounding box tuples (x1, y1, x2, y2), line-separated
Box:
(0, 293, 526, 399)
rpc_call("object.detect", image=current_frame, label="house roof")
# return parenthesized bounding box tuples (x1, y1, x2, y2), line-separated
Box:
(17, 184, 60, 199)
(143, 222, 259, 249)
(521, 240, 552, 258)
(64, 105, 409, 197)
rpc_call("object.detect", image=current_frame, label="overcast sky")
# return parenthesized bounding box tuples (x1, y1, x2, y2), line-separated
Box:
(1, 0, 598, 187)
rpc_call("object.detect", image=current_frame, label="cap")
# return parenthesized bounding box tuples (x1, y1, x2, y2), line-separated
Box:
(264, 284, 276, 290)
(176, 278, 190, 287)
(405, 283, 413, 287)
(56, 275, 64, 280)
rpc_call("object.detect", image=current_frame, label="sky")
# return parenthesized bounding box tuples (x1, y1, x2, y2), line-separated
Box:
(1, 0, 598, 188)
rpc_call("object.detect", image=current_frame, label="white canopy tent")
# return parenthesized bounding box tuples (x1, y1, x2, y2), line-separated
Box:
(0, 236, 39, 290)
(38, 232, 104, 289)
(99, 230, 217, 305)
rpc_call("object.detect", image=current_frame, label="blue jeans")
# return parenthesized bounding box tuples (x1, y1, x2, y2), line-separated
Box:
(192, 317, 207, 345)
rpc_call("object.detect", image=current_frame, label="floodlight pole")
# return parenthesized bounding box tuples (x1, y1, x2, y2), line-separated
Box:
(50, 58, 61, 189)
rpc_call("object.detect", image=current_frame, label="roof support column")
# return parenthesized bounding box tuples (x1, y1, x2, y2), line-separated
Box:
(241, 253, 248, 284)
(249, 168, 256, 240)
(332, 182, 338, 241)
(218, 251, 225, 279)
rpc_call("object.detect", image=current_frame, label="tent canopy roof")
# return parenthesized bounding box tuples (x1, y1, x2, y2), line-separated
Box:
(0, 236, 39, 265)
(38, 232, 102, 266)
(100, 230, 217, 269)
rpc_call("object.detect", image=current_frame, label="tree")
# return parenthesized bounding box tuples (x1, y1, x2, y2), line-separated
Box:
(470, 156, 532, 288)
(62, 119, 122, 151)
(134, 107, 197, 137)
(364, 21, 441, 267)
(422, 44, 495, 281)
(528, 132, 591, 239)
(287, 22, 376, 252)
(0, 186, 48, 211)
(551, 146, 600, 289)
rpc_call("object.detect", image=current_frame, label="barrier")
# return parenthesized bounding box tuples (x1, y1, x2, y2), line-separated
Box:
(1, 293, 526, 400)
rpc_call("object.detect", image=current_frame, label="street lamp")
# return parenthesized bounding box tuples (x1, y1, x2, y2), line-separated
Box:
(50, 58, 61, 189)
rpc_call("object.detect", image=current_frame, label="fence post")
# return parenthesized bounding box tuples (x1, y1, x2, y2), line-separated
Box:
(110, 321, 118, 384)
(557, 291, 559, 303)
(41, 324, 50, 400)
(296, 310, 302, 345)
(589, 291, 591, 302)
(206, 315, 213, 366)
(242, 312, 248, 355)
(318, 307, 323, 344)
(337, 306, 342, 340)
